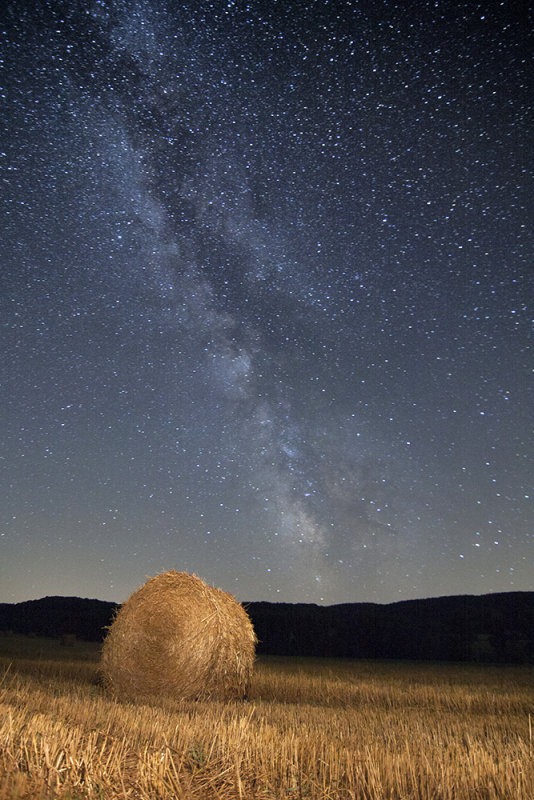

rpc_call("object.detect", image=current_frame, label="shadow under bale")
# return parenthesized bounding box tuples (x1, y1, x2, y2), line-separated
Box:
(100, 570, 257, 701)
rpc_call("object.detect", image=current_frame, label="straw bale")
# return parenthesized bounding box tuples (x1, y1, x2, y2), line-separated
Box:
(100, 570, 256, 701)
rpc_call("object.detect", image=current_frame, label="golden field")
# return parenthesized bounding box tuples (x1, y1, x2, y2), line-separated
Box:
(0, 634, 532, 799)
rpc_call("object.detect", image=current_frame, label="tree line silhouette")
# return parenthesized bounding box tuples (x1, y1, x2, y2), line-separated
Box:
(0, 592, 532, 663)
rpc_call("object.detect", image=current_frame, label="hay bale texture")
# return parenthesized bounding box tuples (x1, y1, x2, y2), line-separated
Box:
(100, 571, 256, 701)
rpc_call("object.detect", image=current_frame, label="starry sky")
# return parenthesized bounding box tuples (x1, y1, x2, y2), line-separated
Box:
(1, 0, 532, 606)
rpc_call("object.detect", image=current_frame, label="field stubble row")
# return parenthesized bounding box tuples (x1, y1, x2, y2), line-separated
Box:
(0, 636, 532, 799)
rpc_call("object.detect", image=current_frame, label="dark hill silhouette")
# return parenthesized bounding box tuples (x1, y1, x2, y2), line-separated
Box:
(248, 593, 533, 662)
(0, 592, 532, 663)
(0, 596, 117, 642)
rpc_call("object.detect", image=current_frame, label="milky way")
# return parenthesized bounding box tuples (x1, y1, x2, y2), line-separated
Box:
(1, 0, 531, 604)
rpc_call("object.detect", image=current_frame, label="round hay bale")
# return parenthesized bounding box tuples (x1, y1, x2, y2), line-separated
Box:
(100, 571, 256, 701)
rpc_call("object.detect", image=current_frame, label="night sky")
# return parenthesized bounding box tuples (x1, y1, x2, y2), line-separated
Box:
(2, 0, 532, 606)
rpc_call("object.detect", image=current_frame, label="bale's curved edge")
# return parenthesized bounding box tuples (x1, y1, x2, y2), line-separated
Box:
(100, 570, 257, 701)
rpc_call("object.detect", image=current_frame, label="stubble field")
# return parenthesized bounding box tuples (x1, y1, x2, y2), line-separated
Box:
(0, 634, 532, 799)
